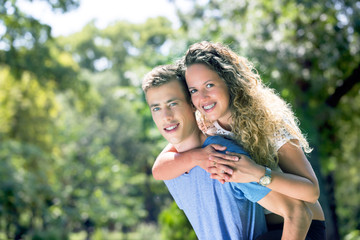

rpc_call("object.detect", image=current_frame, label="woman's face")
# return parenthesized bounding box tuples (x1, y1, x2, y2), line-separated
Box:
(185, 63, 232, 127)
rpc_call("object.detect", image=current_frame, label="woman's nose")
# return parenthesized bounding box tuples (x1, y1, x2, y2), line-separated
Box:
(199, 89, 209, 100)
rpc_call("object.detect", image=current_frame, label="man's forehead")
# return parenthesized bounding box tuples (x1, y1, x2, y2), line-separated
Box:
(146, 81, 186, 105)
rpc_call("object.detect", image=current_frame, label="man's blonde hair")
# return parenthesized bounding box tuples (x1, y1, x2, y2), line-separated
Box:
(142, 64, 191, 103)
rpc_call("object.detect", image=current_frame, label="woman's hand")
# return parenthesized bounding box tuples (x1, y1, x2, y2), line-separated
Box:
(192, 145, 239, 174)
(207, 151, 264, 184)
(152, 143, 239, 181)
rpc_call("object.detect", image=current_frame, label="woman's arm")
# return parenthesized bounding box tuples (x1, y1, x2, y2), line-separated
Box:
(257, 191, 313, 240)
(208, 139, 320, 203)
(270, 139, 320, 203)
(152, 143, 238, 180)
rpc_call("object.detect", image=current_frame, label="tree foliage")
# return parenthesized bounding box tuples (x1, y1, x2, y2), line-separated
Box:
(0, 0, 359, 239)
(159, 202, 196, 240)
(1, 0, 174, 238)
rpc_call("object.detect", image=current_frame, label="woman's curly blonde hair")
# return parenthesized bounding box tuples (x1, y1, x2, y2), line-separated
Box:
(182, 41, 312, 168)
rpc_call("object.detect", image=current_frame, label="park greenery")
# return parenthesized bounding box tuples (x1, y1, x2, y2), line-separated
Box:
(0, 0, 359, 239)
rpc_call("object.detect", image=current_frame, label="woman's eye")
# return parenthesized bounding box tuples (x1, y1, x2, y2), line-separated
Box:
(206, 83, 214, 88)
(189, 89, 197, 94)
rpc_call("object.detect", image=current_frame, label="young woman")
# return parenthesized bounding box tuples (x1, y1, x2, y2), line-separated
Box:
(152, 41, 326, 239)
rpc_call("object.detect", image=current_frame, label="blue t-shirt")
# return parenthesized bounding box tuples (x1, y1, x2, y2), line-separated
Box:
(164, 135, 271, 240)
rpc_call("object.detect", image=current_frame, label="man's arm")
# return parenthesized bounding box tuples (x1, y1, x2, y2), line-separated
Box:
(152, 143, 196, 180)
(257, 191, 313, 240)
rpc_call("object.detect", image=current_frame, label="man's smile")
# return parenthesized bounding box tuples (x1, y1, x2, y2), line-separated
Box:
(164, 123, 180, 132)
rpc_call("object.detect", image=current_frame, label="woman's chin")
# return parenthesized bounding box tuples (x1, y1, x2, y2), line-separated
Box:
(205, 115, 217, 122)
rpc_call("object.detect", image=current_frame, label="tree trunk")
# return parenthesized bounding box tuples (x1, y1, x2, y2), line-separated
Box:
(308, 144, 339, 239)
(313, 64, 360, 239)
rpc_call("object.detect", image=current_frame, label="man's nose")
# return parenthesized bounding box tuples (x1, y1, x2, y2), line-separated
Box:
(163, 108, 173, 120)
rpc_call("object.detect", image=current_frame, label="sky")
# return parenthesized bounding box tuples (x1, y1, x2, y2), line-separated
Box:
(17, 0, 186, 37)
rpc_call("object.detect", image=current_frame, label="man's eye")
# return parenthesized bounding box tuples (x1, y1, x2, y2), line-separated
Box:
(189, 89, 197, 94)
(152, 107, 160, 112)
(169, 102, 177, 107)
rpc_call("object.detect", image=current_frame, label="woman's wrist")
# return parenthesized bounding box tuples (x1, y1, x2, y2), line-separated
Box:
(253, 165, 266, 182)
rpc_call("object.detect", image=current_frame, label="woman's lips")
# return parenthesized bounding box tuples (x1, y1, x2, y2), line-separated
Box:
(202, 103, 216, 112)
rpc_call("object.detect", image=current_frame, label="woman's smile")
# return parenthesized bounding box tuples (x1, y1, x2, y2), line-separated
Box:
(185, 63, 232, 126)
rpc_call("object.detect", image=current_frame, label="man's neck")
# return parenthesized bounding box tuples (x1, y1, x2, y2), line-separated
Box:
(173, 129, 207, 153)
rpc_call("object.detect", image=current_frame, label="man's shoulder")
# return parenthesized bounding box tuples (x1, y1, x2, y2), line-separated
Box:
(203, 136, 250, 157)
(164, 166, 209, 183)
(204, 135, 232, 144)
(204, 135, 236, 147)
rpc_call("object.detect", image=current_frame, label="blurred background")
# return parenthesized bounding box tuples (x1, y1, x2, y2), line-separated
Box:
(0, 0, 359, 239)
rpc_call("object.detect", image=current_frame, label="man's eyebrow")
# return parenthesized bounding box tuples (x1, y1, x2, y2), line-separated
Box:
(167, 98, 180, 103)
(149, 98, 180, 108)
(149, 103, 159, 108)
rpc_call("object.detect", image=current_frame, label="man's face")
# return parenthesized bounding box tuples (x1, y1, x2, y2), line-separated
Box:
(146, 80, 198, 146)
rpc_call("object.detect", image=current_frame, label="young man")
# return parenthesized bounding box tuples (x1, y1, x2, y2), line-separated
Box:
(142, 64, 312, 239)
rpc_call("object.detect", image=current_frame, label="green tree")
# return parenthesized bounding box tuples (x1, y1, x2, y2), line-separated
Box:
(55, 19, 180, 235)
(159, 202, 196, 240)
(0, 67, 64, 239)
(0, 1, 95, 239)
(0, 0, 79, 85)
(57, 17, 175, 85)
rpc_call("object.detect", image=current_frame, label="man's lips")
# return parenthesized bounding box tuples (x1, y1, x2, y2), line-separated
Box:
(164, 123, 179, 132)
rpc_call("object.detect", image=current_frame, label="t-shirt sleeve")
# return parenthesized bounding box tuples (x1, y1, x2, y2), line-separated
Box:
(274, 120, 299, 151)
(231, 182, 271, 203)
